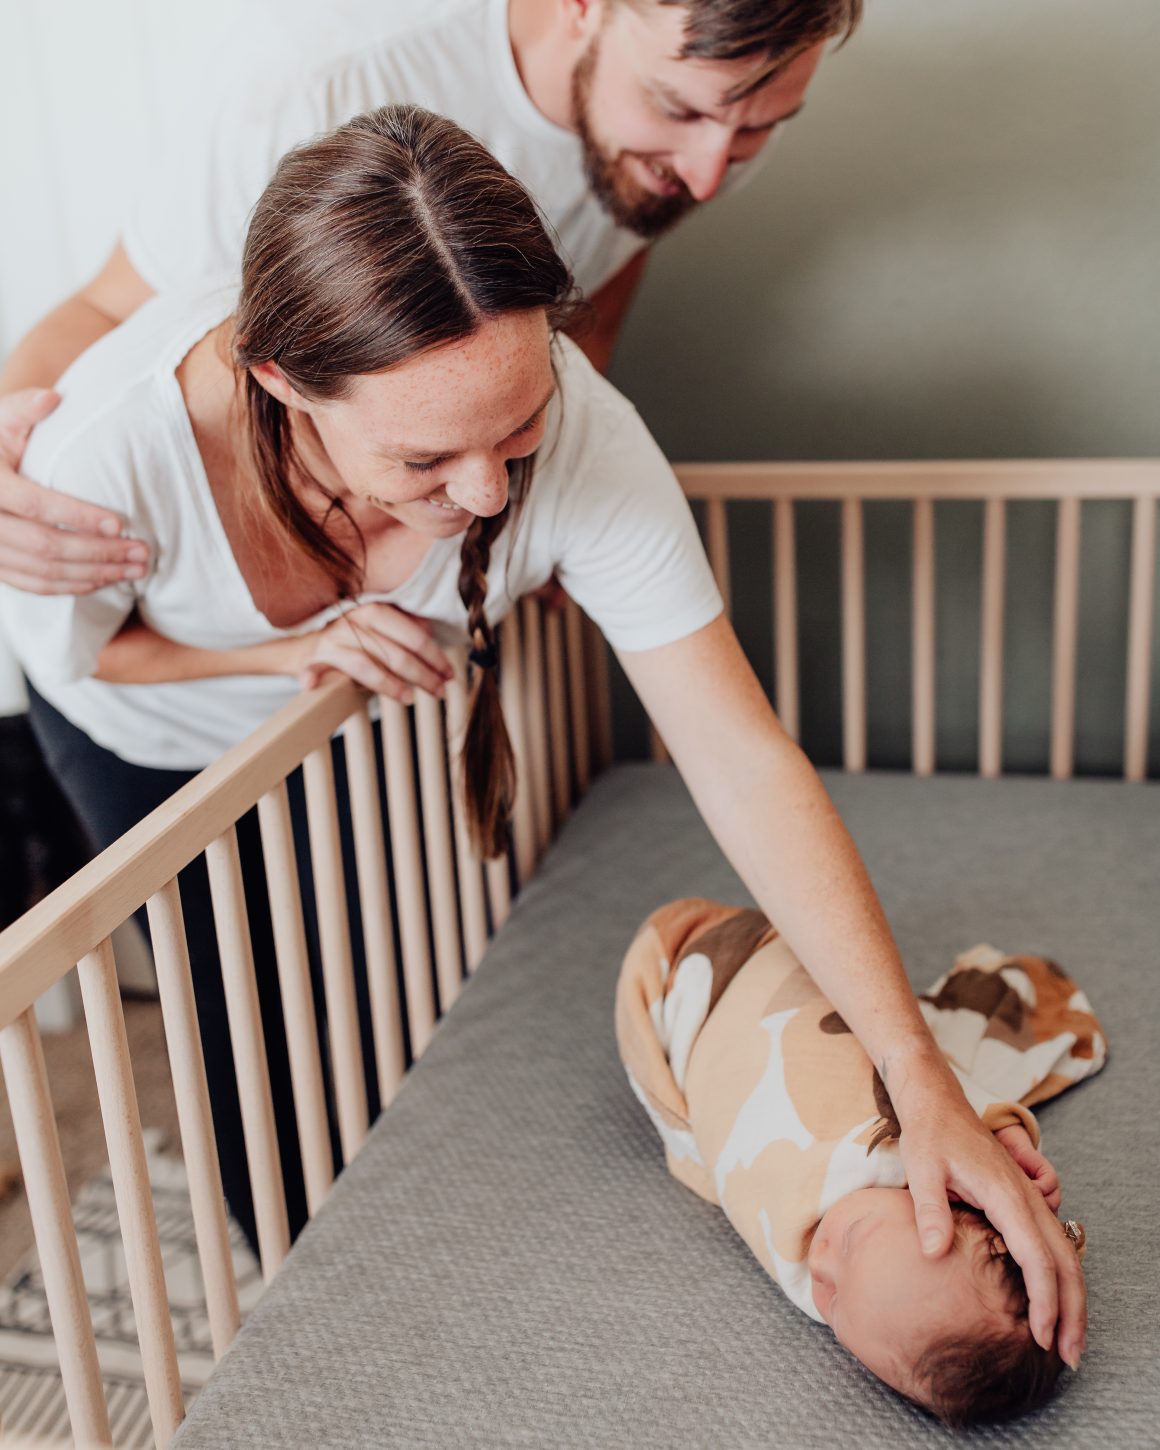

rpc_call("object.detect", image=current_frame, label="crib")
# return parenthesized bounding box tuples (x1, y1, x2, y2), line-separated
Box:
(0, 459, 1156, 1449)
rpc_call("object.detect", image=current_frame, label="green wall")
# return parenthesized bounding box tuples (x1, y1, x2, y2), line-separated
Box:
(607, 0, 1160, 774)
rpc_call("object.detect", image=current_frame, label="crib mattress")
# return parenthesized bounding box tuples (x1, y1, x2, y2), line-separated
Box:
(173, 765, 1159, 1449)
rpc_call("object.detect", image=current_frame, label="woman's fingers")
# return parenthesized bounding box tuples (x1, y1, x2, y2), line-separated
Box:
(905, 1161, 956, 1257)
(348, 603, 453, 677)
(967, 1169, 1086, 1366)
(301, 644, 415, 703)
(903, 1107, 1085, 1365)
(338, 609, 451, 696)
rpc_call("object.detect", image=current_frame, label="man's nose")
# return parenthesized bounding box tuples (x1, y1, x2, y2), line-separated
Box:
(673, 133, 733, 201)
(446, 459, 510, 518)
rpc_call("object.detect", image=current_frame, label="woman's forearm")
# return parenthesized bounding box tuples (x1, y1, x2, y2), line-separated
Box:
(621, 616, 954, 1114)
(94, 615, 301, 683)
(698, 735, 957, 1109)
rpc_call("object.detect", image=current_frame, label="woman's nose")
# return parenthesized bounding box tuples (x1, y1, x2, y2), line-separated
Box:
(445, 459, 510, 518)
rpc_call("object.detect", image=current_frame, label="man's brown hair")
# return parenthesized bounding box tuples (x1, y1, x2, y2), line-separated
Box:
(234, 104, 579, 858)
(617, 0, 861, 100)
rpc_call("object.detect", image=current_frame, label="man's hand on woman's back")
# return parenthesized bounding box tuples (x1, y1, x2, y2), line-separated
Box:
(0, 388, 148, 594)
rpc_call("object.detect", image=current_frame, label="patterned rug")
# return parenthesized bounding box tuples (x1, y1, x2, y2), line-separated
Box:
(0, 1130, 262, 1446)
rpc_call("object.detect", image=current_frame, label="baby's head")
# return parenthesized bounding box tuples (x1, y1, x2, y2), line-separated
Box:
(808, 1188, 1069, 1426)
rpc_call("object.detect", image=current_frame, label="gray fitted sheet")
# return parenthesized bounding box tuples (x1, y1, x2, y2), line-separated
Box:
(174, 766, 1160, 1448)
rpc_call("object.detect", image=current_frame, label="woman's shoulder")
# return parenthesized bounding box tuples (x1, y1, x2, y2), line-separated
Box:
(539, 335, 651, 478)
(552, 334, 638, 423)
(23, 286, 234, 503)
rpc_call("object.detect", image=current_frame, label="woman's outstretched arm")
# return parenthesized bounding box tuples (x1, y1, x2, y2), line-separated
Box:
(617, 613, 1086, 1371)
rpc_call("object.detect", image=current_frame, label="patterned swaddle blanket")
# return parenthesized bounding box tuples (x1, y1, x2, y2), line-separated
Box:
(615, 899, 1107, 1320)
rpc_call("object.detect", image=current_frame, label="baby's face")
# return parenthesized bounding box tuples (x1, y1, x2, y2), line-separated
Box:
(808, 1188, 1009, 1400)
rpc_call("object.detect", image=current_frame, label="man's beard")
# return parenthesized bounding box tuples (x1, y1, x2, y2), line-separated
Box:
(570, 39, 698, 241)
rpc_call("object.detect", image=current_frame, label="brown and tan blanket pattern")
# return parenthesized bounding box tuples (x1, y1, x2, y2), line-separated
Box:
(615, 899, 1107, 1320)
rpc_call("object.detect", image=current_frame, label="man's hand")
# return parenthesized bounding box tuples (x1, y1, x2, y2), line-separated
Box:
(900, 1095, 1085, 1368)
(995, 1122, 1062, 1213)
(0, 389, 148, 595)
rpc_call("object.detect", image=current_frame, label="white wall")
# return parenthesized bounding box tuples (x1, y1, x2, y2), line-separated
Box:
(0, 0, 237, 711)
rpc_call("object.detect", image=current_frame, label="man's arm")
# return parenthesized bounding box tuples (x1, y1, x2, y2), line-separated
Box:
(568, 250, 649, 374)
(0, 242, 156, 594)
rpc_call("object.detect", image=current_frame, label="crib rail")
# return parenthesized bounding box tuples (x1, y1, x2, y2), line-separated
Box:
(675, 459, 1160, 781)
(0, 599, 600, 1449)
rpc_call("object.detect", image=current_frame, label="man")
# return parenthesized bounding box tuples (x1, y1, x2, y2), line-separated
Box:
(0, 0, 1088, 1371)
(0, 0, 841, 592)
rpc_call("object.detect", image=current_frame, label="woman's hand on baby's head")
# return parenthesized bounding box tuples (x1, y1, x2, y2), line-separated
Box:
(897, 1097, 1085, 1369)
(994, 1125, 1062, 1214)
(295, 602, 454, 702)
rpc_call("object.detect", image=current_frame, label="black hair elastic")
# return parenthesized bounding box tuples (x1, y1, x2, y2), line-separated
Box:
(468, 640, 498, 671)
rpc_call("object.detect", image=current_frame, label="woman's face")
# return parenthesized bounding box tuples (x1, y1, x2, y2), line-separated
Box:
(286, 309, 557, 538)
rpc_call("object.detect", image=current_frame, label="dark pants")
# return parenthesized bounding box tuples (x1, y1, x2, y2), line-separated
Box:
(27, 685, 387, 1257)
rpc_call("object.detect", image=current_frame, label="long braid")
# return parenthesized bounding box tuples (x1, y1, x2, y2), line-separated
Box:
(456, 457, 533, 858)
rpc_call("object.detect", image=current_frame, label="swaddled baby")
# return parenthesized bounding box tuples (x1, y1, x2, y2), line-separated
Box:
(615, 899, 1106, 1427)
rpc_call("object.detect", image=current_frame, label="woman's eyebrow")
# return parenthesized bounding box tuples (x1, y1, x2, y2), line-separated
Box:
(388, 384, 558, 461)
(513, 383, 558, 432)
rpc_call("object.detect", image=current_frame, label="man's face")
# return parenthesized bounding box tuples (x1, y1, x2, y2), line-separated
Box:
(570, 1, 825, 238)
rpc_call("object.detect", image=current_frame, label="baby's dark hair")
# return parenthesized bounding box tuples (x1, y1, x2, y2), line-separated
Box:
(914, 1206, 1066, 1428)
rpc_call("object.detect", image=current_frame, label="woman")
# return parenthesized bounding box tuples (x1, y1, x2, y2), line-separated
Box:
(0, 106, 1082, 1366)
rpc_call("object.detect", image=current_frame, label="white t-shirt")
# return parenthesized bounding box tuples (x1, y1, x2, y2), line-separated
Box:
(123, 0, 763, 299)
(1, 289, 722, 770)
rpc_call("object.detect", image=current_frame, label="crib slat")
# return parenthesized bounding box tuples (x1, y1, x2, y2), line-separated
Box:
(545, 607, 571, 824)
(204, 828, 290, 1280)
(254, 785, 334, 1213)
(415, 691, 465, 1014)
(76, 937, 185, 1447)
(498, 607, 537, 887)
(0, 1009, 112, 1446)
(1124, 495, 1156, 782)
(445, 652, 489, 971)
(522, 597, 553, 853)
(979, 498, 1007, 778)
(912, 498, 936, 776)
(484, 854, 512, 933)
(774, 498, 800, 742)
(1050, 498, 1082, 781)
(649, 724, 671, 764)
(342, 716, 406, 1110)
(563, 599, 591, 794)
(146, 879, 242, 1355)
(706, 497, 732, 618)
(841, 498, 867, 773)
(583, 614, 614, 772)
(381, 699, 437, 1057)
(336, 711, 405, 1114)
(303, 746, 369, 1161)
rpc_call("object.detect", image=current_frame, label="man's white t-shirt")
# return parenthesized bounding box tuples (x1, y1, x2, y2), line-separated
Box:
(0, 289, 722, 770)
(123, 0, 762, 299)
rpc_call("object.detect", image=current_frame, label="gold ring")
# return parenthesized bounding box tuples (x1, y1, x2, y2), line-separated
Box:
(1062, 1219, 1086, 1260)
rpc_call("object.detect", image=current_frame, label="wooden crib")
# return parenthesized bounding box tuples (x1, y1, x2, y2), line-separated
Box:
(0, 458, 1155, 1448)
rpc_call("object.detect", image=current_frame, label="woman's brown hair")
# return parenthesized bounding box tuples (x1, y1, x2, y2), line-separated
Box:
(233, 104, 579, 858)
